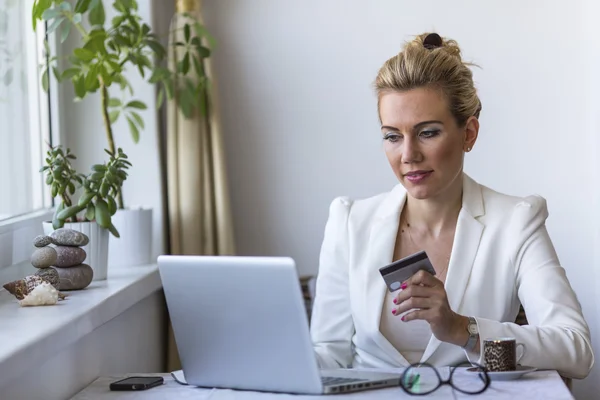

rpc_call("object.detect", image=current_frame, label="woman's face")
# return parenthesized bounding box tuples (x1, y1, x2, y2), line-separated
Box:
(379, 88, 478, 201)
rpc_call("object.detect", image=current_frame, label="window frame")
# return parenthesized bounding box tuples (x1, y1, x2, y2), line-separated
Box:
(0, 0, 56, 271)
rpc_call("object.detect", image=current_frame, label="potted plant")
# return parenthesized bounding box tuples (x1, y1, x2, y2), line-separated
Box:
(32, 0, 212, 267)
(41, 144, 130, 280)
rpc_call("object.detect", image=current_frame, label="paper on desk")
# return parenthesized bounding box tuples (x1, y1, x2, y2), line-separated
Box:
(171, 369, 188, 385)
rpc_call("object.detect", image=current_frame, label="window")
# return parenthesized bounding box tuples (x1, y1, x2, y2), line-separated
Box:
(0, 0, 51, 221)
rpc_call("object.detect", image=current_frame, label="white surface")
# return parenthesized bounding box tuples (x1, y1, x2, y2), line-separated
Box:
(43, 220, 110, 281)
(199, 1, 600, 398)
(108, 208, 154, 267)
(1, 291, 165, 400)
(58, 1, 163, 263)
(158, 256, 323, 395)
(72, 369, 573, 400)
(0, 264, 162, 391)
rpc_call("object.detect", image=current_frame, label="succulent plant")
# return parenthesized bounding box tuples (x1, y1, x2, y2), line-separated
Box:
(41, 144, 129, 237)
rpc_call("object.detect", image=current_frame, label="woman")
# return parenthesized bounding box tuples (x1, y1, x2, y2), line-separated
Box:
(310, 32, 593, 379)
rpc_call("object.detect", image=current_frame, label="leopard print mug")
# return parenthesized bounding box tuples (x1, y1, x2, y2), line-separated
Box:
(483, 338, 526, 372)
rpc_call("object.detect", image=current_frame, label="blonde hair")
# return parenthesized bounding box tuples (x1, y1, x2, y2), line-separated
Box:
(375, 33, 481, 126)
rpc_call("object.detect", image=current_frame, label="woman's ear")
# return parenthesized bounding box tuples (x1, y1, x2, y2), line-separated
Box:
(463, 116, 479, 152)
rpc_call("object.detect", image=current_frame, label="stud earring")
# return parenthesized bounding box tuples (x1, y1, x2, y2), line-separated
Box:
(466, 147, 472, 152)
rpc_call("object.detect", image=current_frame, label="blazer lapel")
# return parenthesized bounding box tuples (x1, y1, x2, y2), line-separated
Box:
(421, 174, 485, 362)
(362, 184, 410, 366)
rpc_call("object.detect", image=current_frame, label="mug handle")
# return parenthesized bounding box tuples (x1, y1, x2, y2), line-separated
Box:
(516, 343, 526, 364)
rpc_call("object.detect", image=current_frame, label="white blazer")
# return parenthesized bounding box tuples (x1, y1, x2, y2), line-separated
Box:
(310, 174, 594, 379)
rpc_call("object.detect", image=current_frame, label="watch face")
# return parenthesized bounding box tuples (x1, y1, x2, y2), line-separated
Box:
(468, 323, 478, 335)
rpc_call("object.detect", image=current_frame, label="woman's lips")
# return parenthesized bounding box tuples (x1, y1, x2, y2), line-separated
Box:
(405, 171, 432, 183)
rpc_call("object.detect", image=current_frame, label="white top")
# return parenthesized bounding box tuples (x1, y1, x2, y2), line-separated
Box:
(379, 289, 432, 364)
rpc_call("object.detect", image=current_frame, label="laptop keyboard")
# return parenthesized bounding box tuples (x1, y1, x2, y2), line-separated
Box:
(321, 376, 366, 386)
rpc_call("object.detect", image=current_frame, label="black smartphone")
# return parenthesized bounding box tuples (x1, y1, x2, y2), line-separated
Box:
(379, 250, 436, 292)
(109, 376, 164, 391)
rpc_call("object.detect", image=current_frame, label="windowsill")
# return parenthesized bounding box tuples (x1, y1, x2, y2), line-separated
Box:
(0, 264, 162, 389)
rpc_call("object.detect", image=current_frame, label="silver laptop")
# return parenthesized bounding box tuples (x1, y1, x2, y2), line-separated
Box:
(158, 255, 401, 394)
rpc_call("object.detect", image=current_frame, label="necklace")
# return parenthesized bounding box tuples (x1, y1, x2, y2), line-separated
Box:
(401, 215, 451, 279)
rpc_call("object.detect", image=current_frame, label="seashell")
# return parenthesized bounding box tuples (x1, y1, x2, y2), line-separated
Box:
(19, 282, 60, 307)
(3, 275, 67, 302)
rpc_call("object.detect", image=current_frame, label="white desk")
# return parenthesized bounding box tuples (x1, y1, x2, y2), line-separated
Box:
(71, 369, 574, 400)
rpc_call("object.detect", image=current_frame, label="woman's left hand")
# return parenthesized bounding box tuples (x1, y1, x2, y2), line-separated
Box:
(392, 269, 468, 346)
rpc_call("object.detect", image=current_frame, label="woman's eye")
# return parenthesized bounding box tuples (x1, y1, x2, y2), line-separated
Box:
(419, 129, 440, 139)
(383, 133, 401, 142)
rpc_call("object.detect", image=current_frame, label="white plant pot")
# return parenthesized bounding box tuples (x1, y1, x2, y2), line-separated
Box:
(43, 220, 109, 281)
(108, 208, 153, 267)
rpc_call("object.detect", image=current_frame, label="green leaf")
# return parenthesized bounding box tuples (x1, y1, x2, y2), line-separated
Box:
(74, 75, 86, 99)
(46, 174, 53, 185)
(107, 196, 117, 215)
(42, 69, 49, 92)
(51, 183, 58, 198)
(78, 191, 95, 206)
(100, 181, 109, 197)
(85, 202, 95, 221)
(41, 8, 61, 20)
(3, 68, 13, 86)
(60, 21, 71, 43)
(59, 2, 71, 12)
(33, 0, 54, 30)
(91, 164, 107, 172)
(146, 40, 165, 58)
(89, 0, 106, 26)
(75, 0, 92, 13)
(109, 110, 120, 123)
(84, 68, 98, 91)
(108, 98, 121, 107)
(89, 171, 104, 181)
(46, 16, 65, 35)
(192, 55, 202, 76)
(156, 88, 165, 109)
(126, 116, 140, 143)
(68, 182, 75, 195)
(74, 47, 95, 61)
(95, 199, 110, 228)
(72, 13, 82, 24)
(61, 68, 80, 80)
(108, 223, 120, 238)
(57, 204, 84, 221)
(52, 66, 61, 82)
(130, 111, 144, 129)
(198, 46, 211, 58)
(181, 53, 190, 74)
(184, 23, 191, 43)
(126, 100, 147, 110)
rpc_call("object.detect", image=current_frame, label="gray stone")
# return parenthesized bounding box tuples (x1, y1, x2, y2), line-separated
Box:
(50, 228, 89, 247)
(33, 235, 55, 247)
(31, 247, 57, 268)
(51, 264, 93, 290)
(55, 246, 87, 267)
(34, 267, 60, 288)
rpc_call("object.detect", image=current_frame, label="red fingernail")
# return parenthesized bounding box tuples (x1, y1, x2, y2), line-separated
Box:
(401, 316, 405, 321)
(392, 309, 396, 315)
(401, 282, 407, 290)
(393, 298, 397, 304)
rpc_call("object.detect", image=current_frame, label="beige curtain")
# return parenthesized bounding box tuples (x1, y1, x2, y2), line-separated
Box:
(165, 0, 236, 372)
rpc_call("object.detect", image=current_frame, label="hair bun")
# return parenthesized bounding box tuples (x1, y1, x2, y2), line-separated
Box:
(423, 33, 443, 50)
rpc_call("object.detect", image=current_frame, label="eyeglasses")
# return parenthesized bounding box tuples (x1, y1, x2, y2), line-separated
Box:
(400, 362, 490, 396)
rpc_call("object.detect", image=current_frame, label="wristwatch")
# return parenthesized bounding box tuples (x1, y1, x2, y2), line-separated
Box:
(462, 316, 479, 352)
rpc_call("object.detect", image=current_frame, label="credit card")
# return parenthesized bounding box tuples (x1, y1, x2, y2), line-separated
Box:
(379, 250, 436, 292)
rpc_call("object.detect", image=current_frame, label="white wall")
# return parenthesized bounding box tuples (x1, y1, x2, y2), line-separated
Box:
(201, 1, 599, 398)
(58, 1, 164, 261)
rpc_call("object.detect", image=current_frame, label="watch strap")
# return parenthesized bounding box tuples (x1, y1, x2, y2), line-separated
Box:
(462, 316, 479, 352)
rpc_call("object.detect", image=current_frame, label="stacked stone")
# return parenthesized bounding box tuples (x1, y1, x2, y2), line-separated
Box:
(32, 228, 94, 290)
